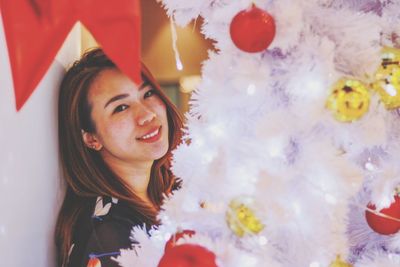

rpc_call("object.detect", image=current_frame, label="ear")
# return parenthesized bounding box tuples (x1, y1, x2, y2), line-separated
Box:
(81, 130, 103, 151)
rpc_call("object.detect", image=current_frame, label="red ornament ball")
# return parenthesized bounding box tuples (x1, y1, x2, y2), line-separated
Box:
(158, 244, 217, 267)
(87, 257, 101, 267)
(365, 195, 400, 235)
(164, 229, 196, 252)
(230, 4, 276, 53)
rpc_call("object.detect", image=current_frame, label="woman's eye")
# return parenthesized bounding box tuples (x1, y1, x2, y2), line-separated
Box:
(113, 104, 128, 114)
(144, 89, 156, 99)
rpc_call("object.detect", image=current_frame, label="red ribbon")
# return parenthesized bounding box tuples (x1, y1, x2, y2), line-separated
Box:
(1, 0, 141, 111)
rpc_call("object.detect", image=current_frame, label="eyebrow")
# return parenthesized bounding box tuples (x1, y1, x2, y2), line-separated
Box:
(103, 82, 150, 109)
(138, 81, 150, 91)
(104, 94, 129, 109)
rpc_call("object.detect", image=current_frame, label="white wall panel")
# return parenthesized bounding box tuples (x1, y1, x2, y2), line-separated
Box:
(0, 17, 81, 267)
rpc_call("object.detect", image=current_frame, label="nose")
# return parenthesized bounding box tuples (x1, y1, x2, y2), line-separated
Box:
(135, 104, 156, 126)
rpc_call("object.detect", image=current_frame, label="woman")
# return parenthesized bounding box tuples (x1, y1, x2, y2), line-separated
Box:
(55, 48, 183, 267)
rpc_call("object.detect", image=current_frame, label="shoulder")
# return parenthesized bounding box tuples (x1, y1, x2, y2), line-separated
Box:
(67, 196, 140, 267)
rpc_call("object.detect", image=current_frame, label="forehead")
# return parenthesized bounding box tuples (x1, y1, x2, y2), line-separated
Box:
(88, 68, 139, 102)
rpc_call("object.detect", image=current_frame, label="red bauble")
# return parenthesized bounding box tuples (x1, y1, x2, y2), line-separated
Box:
(87, 257, 101, 267)
(230, 4, 276, 53)
(158, 244, 217, 267)
(365, 195, 400, 235)
(165, 230, 196, 252)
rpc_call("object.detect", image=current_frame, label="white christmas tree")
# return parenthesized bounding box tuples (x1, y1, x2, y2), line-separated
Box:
(116, 0, 400, 266)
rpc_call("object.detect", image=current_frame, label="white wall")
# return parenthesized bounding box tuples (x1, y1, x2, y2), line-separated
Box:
(0, 17, 81, 266)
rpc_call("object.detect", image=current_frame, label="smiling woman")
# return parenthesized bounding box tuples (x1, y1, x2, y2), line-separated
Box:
(55, 48, 183, 267)
(84, 68, 170, 169)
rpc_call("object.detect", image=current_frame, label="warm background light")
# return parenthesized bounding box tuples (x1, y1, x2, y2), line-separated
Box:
(81, 0, 214, 113)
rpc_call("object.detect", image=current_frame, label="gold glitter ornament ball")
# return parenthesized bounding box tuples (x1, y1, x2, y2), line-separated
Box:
(329, 256, 353, 267)
(373, 47, 400, 109)
(225, 197, 264, 237)
(326, 79, 370, 122)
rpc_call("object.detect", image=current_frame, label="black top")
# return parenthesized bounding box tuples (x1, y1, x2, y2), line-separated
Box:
(65, 196, 141, 267)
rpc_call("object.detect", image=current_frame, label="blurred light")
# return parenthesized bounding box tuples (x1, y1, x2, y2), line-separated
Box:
(258, 235, 268, 246)
(307, 80, 322, 93)
(365, 162, 375, 171)
(182, 197, 200, 212)
(388, 253, 400, 260)
(204, 201, 224, 213)
(241, 255, 258, 267)
(193, 136, 205, 147)
(309, 262, 321, 267)
(207, 123, 225, 138)
(170, 18, 184, 71)
(180, 75, 201, 93)
(297, 76, 324, 100)
(384, 84, 397, 96)
(202, 151, 215, 164)
(248, 175, 258, 183)
(292, 201, 302, 215)
(266, 139, 285, 158)
(324, 193, 337, 205)
(247, 83, 256, 95)
(161, 214, 171, 224)
(176, 60, 183, 71)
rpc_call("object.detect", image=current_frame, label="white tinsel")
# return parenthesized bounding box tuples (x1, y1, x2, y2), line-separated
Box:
(355, 251, 400, 267)
(117, 0, 400, 266)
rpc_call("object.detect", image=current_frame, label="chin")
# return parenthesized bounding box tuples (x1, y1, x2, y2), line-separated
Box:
(148, 142, 168, 161)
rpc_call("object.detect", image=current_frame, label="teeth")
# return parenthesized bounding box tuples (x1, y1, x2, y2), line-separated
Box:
(140, 128, 159, 140)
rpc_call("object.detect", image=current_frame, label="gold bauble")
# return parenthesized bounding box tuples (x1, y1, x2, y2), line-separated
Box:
(373, 47, 400, 109)
(326, 79, 370, 122)
(225, 197, 264, 237)
(329, 255, 353, 267)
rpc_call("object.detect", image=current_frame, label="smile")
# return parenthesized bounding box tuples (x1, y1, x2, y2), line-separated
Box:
(137, 126, 162, 142)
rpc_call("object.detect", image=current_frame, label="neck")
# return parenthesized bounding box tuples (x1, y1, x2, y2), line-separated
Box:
(102, 155, 154, 204)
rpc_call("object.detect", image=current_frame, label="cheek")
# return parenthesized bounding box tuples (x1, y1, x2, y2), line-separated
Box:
(154, 98, 167, 118)
(100, 119, 135, 144)
(111, 119, 134, 136)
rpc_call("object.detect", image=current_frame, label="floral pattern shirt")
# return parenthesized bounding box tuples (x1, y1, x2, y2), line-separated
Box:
(65, 196, 141, 267)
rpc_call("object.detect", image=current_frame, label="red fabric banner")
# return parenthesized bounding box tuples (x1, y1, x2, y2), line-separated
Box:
(0, 0, 141, 111)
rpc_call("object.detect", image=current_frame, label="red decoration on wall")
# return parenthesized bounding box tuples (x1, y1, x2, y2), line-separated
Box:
(165, 229, 196, 251)
(0, 0, 141, 111)
(365, 195, 400, 235)
(230, 4, 276, 53)
(158, 244, 217, 267)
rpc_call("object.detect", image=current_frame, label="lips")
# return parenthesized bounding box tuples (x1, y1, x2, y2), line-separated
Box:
(137, 126, 162, 142)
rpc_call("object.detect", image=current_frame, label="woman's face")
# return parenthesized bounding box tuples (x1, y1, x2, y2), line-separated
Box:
(84, 68, 169, 164)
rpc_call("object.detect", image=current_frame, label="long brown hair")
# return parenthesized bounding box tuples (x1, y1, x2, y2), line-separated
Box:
(55, 48, 183, 266)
